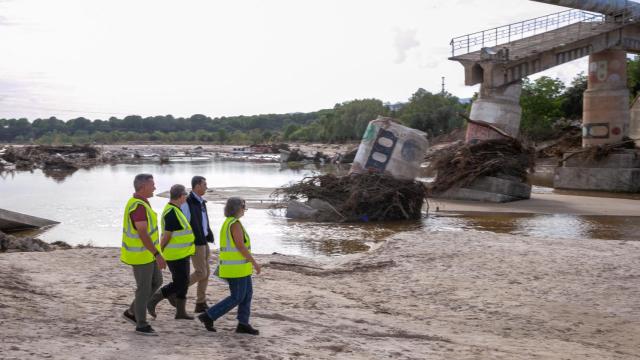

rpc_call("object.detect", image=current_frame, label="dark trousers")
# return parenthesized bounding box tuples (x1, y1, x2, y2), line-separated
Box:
(129, 261, 163, 328)
(206, 276, 253, 325)
(160, 257, 191, 299)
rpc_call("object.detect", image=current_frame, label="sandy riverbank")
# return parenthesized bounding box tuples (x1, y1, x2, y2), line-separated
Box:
(1, 230, 639, 359)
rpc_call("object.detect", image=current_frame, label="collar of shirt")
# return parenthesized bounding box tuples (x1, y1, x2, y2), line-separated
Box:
(191, 191, 205, 204)
(133, 193, 150, 205)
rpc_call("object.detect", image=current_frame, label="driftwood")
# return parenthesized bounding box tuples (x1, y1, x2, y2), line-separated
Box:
(426, 138, 535, 194)
(272, 173, 426, 222)
(458, 113, 515, 140)
(558, 138, 638, 166)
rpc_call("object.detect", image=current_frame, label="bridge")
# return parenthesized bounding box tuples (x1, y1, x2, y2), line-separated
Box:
(448, 0, 640, 193)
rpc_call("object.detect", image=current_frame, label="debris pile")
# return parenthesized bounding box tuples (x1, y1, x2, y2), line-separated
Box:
(426, 138, 535, 194)
(0, 230, 71, 253)
(0, 145, 103, 172)
(559, 137, 638, 165)
(279, 149, 337, 164)
(273, 173, 426, 222)
(535, 125, 582, 158)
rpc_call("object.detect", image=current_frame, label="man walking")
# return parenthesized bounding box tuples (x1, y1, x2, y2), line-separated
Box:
(121, 173, 166, 336)
(146, 184, 196, 321)
(181, 175, 214, 313)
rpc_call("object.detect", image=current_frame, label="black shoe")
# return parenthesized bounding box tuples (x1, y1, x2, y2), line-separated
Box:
(122, 310, 136, 325)
(194, 302, 208, 313)
(197, 313, 216, 332)
(235, 323, 259, 335)
(135, 325, 158, 336)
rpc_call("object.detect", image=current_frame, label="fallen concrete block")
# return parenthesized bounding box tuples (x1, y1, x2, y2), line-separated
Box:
(466, 176, 531, 199)
(285, 201, 318, 219)
(0, 208, 59, 232)
(437, 187, 521, 203)
(554, 167, 640, 192)
(562, 151, 640, 169)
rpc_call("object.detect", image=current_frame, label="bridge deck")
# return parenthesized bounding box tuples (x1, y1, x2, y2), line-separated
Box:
(450, 21, 620, 63)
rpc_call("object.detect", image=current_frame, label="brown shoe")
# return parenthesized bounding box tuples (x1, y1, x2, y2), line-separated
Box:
(194, 302, 208, 313)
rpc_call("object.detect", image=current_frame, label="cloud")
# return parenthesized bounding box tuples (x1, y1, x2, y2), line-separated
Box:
(393, 28, 420, 64)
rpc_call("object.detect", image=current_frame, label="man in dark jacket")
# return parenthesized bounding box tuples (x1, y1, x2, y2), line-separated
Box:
(181, 175, 214, 313)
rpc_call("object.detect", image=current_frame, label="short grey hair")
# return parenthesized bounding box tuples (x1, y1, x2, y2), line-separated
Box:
(133, 173, 153, 191)
(169, 184, 187, 200)
(224, 197, 245, 217)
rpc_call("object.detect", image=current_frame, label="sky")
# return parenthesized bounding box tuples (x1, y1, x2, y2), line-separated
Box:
(0, 0, 609, 120)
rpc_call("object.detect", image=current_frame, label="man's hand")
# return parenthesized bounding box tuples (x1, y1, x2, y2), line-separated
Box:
(252, 260, 261, 275)
(156, 254, 167, 270)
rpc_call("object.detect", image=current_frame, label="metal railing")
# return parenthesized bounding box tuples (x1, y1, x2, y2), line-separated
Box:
(450, 9, 605, 57)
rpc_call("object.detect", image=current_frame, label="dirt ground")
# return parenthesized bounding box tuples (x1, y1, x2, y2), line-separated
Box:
(1, 230, 639, 359)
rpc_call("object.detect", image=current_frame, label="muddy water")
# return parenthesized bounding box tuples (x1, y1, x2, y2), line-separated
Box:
(1, 161, 638, 257)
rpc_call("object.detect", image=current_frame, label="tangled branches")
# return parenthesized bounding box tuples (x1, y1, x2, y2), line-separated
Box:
(426, 138, 535, 194)
(559, 137, 637, 165)
(272, 173, 426, 222)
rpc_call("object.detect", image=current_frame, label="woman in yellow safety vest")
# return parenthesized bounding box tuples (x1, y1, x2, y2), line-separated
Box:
(197, 197, 261, 335)
(147, 184, 196, 320)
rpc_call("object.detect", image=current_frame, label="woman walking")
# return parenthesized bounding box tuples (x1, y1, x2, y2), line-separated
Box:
(147, 184, 196, 320)
(197, 197, 261, 335)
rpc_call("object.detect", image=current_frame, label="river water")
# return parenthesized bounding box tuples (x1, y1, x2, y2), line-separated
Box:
(1, 160, 638, 257)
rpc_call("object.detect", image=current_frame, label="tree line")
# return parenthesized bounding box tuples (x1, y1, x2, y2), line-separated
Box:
(0, 90, 467, 145)
(1, 56, 638, 144)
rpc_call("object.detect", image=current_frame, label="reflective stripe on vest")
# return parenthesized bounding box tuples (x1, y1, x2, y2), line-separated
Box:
(218, 216, 252, 278)
(120, 197, 160, 265)
(160, 204, 196, 261)
(122, 240, 159, 252)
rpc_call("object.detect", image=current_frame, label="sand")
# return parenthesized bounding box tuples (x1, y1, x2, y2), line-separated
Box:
(429, 192, 640, 216)
(1, 230, 639, 359)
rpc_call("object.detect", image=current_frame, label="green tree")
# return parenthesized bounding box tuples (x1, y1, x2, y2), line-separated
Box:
(399, 89, 464, 137)
(283, 124, 300, 140)
(520, 76, 565, 140)
(560, 72, 587, 120)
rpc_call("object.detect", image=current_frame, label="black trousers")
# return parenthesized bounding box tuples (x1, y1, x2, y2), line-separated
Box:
(160, 257, 190, 299)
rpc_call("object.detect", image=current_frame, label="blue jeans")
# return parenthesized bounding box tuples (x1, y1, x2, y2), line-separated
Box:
(206, 276, 253, 325)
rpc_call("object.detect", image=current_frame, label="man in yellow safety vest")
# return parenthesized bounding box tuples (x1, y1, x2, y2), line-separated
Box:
(120, 173, 166, 336)
(146, 184, 196, 320)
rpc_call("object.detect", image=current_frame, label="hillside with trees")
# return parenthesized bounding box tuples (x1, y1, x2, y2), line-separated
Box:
(1, 56, 638, 145)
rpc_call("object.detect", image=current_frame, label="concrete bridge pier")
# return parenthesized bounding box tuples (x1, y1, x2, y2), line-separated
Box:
(582, 49, 629, 147)
(554, 49, 640, 193)
(631, 96, 640, 148)
(466, 82, 523, 143)
(434, 81, 532, 203)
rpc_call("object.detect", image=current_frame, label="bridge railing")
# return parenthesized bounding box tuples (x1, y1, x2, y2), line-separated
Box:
(450, 9, 605, 57)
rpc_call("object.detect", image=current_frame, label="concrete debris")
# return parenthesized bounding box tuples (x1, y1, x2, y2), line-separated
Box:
(285, 201, 318, 220)
(350, 116, 429, 180)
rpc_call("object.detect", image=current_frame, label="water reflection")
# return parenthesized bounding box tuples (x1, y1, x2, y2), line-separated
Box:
(426, 212, 640, 241)
(41, 168, 78, 182)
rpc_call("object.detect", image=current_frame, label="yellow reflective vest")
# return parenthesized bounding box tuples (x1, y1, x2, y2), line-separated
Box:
(218, 216, 252, 278)
(161, 203, 195, 261)
(120, 197, 160, 265)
